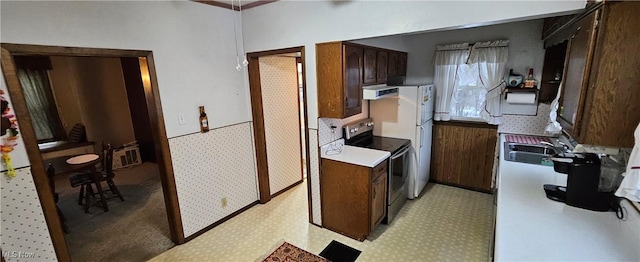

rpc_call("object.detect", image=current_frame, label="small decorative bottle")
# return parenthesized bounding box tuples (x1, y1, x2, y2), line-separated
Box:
(524, 68, 537, 88)
(199, 106, 209, 133)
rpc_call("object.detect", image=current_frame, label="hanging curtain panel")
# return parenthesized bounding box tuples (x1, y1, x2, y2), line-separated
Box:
(469, 40, 509, 125)
(433, 43, 470, 121)
(17, 68, 64, 142)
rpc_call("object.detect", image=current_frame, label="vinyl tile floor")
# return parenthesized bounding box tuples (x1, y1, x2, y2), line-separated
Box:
(150, 182, 495, 262)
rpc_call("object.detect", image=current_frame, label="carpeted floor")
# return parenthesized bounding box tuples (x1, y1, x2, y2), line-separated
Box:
(55, 162, 174, 262)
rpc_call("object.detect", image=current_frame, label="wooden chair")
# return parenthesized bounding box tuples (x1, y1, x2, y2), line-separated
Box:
(47, 164, 69, 233)
(69, 143, 124, 213)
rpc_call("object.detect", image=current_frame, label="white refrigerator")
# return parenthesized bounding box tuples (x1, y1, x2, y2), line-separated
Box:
(370, 84, 434, 199)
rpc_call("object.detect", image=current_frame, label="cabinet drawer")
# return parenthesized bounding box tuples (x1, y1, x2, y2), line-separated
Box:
(372, 160, 388, 180)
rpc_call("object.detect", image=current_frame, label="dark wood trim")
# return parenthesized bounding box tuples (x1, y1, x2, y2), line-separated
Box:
(192, 0, 278, 11)
(247, 47, 301, 59)
(429, 181, 493, 194)
(1, 48, 70, 262)
(271, 180, 303, 198)
(433, 120, 499, 129)
(241, 0, 278, 10)
(0, 44, 185, 260)
(247, 46, 311, 215)
(248, 56, 271, 204)
(1, 43, 150, 57)
(193, 0, 234, 10)
(142, 55, 185, 244)
(299, 48, 314, 224)
(184, 201, 259, 242)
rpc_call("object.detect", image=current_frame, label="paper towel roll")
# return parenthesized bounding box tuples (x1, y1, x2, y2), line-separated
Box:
(506, 92, 536, 104)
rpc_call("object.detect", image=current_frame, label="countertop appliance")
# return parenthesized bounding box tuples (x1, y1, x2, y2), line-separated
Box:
(343, 118, 411, 224)
(369, 84, 434, 199)
(363, 84, 399, 100)
(544, 152, 624, 211)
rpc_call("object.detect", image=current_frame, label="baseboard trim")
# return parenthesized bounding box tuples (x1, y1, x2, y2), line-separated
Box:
(184, 200, 259, 242)
(429, 180, 493, 194)
(270, 180, 303, 198)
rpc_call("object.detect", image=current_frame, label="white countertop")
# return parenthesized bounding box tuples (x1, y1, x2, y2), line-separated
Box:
(495, 134, 640, 261)
(320, 139, 390, 168)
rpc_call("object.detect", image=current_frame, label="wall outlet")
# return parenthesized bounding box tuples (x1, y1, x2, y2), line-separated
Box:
(178, 113, 186, 125)
(221, 197, 227, 208)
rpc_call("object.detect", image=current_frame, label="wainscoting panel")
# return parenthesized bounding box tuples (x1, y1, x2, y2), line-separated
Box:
(1, 167, 57, 262)
(168, 122, 259, 237)
(308, 129, 321, 225)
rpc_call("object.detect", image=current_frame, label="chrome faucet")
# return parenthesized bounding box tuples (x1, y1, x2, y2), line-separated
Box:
(539, 141, 562, 155)
(539, 141, 554, 147)
(556, 140, 572, 153)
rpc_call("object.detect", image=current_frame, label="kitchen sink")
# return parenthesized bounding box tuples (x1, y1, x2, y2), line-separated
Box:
(504, 143, 557, 166)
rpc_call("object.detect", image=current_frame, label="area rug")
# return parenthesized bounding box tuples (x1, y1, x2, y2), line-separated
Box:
(319, 240, 361, 262)
(258, 241, 329, 262)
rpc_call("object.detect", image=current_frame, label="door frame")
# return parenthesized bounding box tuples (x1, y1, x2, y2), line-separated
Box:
(0, 43, 185, 262)
(246, 46, 312, 213)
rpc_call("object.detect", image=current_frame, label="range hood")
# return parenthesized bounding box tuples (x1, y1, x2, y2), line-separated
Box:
(363, 84, 399, 100)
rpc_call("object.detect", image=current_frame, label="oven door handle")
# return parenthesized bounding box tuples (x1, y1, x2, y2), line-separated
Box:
(391, 145, 411, 160)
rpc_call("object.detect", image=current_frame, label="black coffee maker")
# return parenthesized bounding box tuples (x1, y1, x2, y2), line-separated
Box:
(544, 153, 621, 211)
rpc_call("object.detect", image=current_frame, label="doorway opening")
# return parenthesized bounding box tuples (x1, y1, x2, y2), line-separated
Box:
(1, 44, 184, 262)
(247, 47, 312, 218)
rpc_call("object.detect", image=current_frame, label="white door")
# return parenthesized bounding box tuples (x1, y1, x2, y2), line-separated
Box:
(415, 119, 433, 197)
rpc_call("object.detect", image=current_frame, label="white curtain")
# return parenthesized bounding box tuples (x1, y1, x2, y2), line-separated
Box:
(469, 40, 509, 125)
(17, 68, 59, 140)
(433, 43, 469, 121)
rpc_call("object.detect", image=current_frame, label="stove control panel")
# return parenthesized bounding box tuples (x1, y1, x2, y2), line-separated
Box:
(343, 118, 375, 140)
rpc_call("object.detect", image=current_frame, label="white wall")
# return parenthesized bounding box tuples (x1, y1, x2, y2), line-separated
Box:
(1, 1, 250, 138)
(242, 0, 585, 129)
(0, 0, 258, 246)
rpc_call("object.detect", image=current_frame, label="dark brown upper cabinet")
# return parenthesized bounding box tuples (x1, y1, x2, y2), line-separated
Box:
(398, 52, 407, 76)
(554, 2, 640, 147)
(388, 52, 399, 77)
(376, 51, 388, 83)
(538, 41, 568, 104)
(363, 48, 378, 85)
(317, 42, 363, 119)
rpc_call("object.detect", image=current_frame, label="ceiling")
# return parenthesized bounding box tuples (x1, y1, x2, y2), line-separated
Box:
(193, 0, 277, 11)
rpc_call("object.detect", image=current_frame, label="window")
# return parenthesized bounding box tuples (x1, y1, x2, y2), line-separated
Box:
(14, 56, 66, 143)
(434, 41, 508, 125)
(450, 64, 486, 120)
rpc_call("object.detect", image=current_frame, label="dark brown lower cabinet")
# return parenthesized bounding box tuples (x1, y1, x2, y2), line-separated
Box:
(321, 159, 387, 241)
(430, 121, 497, 192)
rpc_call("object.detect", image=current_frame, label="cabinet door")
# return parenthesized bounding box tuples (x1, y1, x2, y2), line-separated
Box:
(398, 52, 407, 76)
(376, 51, 388, 83)
(558, 11, 598, 137)
(430, 122, 497, 192)
(343, 44, 363, 117)
(388, 52, 399, 77)
(363, 48, 377, 85)
(370, 174, 387, 231)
